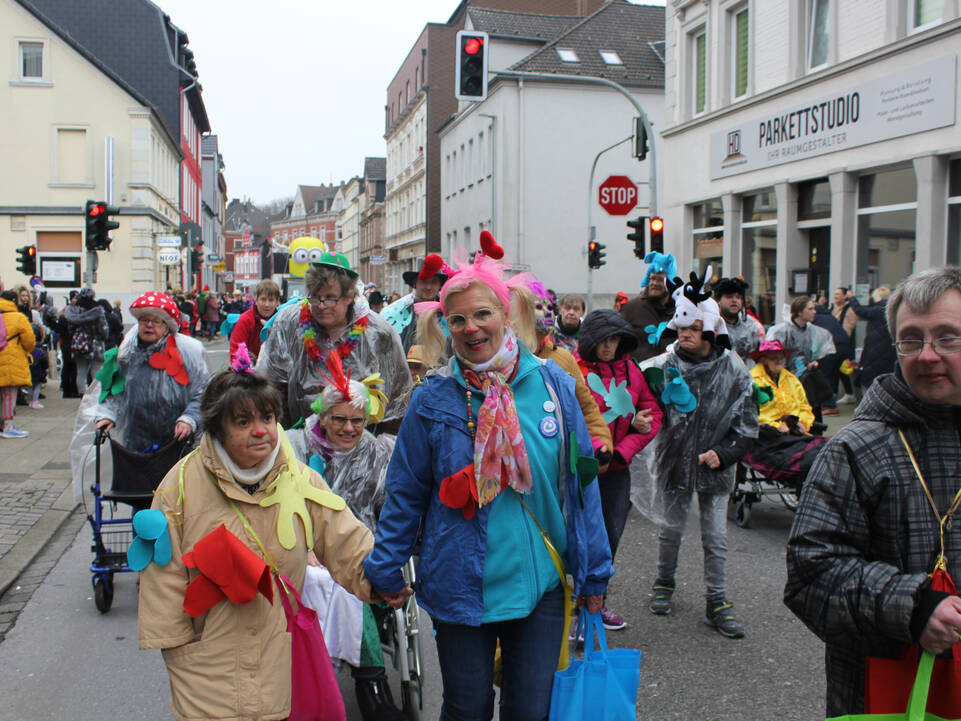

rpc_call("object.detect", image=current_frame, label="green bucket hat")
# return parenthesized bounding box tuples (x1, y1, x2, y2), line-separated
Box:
(314, 251, 358, 278)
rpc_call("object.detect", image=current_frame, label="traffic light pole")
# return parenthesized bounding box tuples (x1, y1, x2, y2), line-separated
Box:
(83, 250, 98, 288)
(586, 136, 632, 312)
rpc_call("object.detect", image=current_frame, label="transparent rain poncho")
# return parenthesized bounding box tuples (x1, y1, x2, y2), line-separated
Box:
(631, 346, 758, 521)
(255, 294, 412, 425)
(766, 317, 836, 377)
(287, 418, 396, 532)
(69, 326, 211, 501)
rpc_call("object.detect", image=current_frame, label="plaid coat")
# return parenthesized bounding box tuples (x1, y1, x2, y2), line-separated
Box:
(784, 370, 961, 716)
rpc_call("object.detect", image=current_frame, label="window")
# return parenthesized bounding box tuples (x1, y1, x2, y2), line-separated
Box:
(798, 178, 831, 220)
(692, 198, 724, 282)
(807, 0, 830, 72)
(856, 167, 917, 293)
(556, 48, 579, 63)
(692, 30, 707, 115)
(731, 7, 749, 99)
(20, 42, 42, 78)
(911, 0, 943, 31)
(741, 191, 778, 325)
(947, 159, 960, 265)
(599, 50, 622, 65)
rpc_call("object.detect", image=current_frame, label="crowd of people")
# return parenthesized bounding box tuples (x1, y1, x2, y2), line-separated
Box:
(41, 243, 960, 721)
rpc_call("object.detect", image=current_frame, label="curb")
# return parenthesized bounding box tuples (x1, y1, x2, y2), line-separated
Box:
(0, 496, 79, 598)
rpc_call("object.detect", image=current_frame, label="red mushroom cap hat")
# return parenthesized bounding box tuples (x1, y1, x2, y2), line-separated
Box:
(130, 291, 181, 334)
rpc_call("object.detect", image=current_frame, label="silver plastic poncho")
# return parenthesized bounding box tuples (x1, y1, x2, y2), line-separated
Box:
(766, 321, 836, 376)
(69, 326, 210, 500)
(638, 346, 758, 498)
(725, 313, 765, 364)
(255, 299, 412, 425)
(287, 419, 396, 532)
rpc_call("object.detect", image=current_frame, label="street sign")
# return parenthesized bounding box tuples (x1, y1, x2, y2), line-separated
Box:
(225, 271, 234, 282)
(370, 255, 386, 265)
(598, 175, 638, 216)
(207, 253, 221, 262)
(158, 248, 181, 266)
(157, 235, 181, 247)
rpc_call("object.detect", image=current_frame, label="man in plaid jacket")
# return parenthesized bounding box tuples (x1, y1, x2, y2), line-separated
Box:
(785, 266, 961, 717)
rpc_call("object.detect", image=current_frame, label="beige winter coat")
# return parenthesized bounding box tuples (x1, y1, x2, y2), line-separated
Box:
(139, 431, 374, 721)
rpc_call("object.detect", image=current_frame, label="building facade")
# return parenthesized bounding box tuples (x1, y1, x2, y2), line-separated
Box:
(201, 134, 227, 292)
(660, 0, 961, 326)
(359, 157, 388, 290)
(2, 0, 182, 312)
(340, 177, 363, 271)
(440, 2, 665, 306)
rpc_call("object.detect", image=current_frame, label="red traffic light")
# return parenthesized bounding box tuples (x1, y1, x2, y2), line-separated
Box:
(650, 217, 663, 233)
(464, 37, 483, 55)
(27, 247, 35, 257)
(589, 242, 598, 251)
(88, 203, 105, 217)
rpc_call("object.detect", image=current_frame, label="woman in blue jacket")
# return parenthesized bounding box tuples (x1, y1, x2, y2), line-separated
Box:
(365, 238, 613, 721)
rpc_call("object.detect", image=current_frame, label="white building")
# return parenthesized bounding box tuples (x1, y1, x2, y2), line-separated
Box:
(440, 2, 666, 307)
(660, 0, 961, 326)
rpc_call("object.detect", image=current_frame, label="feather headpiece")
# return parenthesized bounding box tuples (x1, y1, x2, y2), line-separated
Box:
(231, 343, 255, 373)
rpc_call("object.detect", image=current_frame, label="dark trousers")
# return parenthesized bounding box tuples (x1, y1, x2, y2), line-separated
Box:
(598, 467, 632, 560)
(432, 586, 564, 721)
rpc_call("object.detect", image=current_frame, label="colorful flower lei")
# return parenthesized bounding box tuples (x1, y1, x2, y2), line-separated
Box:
(299, 298, 370, 365)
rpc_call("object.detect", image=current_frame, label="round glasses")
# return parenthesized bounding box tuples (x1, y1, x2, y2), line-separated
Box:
(894, 337, 961, 357)
(445, 308, 497, 331)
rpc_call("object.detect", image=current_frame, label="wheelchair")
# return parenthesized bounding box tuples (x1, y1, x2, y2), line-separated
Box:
(381, 557, 423, 721)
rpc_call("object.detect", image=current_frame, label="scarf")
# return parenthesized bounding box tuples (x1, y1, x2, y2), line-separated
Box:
(457, 329, 533, 505)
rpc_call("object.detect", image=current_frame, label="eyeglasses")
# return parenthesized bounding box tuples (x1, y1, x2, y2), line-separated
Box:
(138, 317, 165, 327)
(329, 415, 366, 428)
(309, 295, 343, 308)
(894, 337, 961, 357)
(446, 308, 498, 331)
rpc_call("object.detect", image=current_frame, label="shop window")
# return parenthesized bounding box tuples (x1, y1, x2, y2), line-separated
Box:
(691, 29, 707, 115)
(741, 191, 778, 326)
(947, 159, 960, 265)
(692, 198, 723, 283)
(731, 6, 749, 99)
(798, 178, 832, 220)
(857, 167, 917, 208)
(910, 0, 943, 31)
(807, 0, 830, 72)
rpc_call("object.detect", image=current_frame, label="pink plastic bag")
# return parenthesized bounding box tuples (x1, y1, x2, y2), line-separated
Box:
(276, 574, 346, 721)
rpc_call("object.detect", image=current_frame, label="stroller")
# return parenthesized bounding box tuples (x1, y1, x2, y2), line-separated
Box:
(730, 421, 828, 528)
(86, 427, 189, 613)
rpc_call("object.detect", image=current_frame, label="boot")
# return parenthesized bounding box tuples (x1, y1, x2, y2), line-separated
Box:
(353, 666, 407, 721)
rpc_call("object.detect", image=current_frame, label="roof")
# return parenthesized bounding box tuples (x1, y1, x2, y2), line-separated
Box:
(509, 1, 665, 88)
(19, 0, 211, 139)
(364, 157, 386, 181)
(201, 134, 219, 156)
(466, 7, 581, 41)
(298, 184, 339, 211)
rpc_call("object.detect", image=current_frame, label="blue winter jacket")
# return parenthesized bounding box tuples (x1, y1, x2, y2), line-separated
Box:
(364, 348, 613, 626)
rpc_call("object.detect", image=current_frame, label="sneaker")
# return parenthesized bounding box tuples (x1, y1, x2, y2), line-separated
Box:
(599, 605, 627, 630)
(28, 401, 44, 409)
(837, 394, 856, 404)
(568, 620, 585, 643)
(706, 599, 745, 639)
(649, 581, 675, 616)
(0, 425, 29, 439)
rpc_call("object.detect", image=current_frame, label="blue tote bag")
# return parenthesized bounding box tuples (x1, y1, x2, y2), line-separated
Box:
(549, 608, 642, 721)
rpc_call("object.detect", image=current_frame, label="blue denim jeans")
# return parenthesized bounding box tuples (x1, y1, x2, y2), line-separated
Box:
(432, 585, 564, 721)
(655, 489, 729, 599)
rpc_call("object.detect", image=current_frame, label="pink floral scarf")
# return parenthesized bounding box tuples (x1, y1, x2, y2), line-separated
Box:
(458, 330, 533, 506)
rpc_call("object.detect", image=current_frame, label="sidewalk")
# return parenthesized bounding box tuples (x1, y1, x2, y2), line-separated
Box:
(0, 389, 82, 598)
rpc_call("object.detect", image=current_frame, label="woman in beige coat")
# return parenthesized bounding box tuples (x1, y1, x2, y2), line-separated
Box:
(138, 357, 376, 721)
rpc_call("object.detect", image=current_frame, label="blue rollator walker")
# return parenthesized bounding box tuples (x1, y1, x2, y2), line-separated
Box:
(86, 426, 188, 613)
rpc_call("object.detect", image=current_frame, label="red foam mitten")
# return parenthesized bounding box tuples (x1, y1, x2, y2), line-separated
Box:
(181, 524, 273, 617)
(439, 464, 479, 519)
(479, 230, 504, 260)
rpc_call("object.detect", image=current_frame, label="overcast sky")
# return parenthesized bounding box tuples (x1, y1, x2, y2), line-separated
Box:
(156, 0, 659, 206)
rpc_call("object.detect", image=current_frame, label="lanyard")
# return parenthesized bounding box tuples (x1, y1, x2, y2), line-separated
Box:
(898, 429, 961, 573)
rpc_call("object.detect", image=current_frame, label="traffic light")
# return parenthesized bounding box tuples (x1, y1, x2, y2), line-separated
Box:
(627, 216, 646, 259)
(634, 117, 649, 160)
(455, 30, 488, 102)
(84, 200, 120, 251)
(190, 245, 203, 274)
(649, 217, 664, 254)
(588, 241, 607, 269)
(15, 246, 36, 276)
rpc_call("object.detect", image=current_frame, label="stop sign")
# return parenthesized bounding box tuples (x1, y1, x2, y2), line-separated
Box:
(598, 175, 638, 215)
